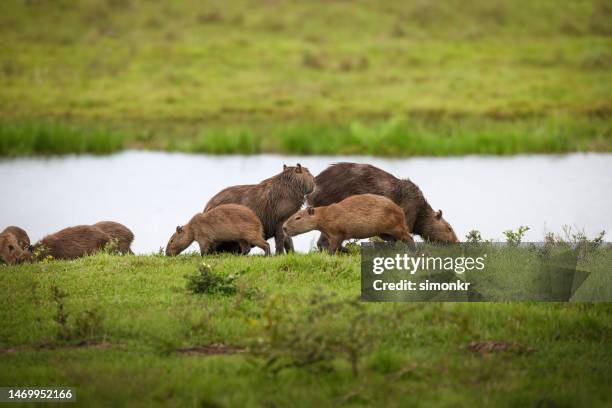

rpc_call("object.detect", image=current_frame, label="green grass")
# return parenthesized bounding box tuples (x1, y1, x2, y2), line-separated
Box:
(0, 121, 124, 156)
(1, 251, 610, 406)
(0, 0, 611, 156)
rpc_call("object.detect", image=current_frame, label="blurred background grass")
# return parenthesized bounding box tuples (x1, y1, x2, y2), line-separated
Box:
(0, 0, 611, 155)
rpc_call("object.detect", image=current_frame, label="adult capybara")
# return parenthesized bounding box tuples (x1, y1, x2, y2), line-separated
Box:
(93, 221, 134, 254)
(0, 232, 31, 264)
(32, 225, 112, 260)
(283, 194, 413, 254)
(204, 164, 315, 254)
(307, 163, 458, 247)
(1, 226, 30, 250)
(166, 204, 270, 256)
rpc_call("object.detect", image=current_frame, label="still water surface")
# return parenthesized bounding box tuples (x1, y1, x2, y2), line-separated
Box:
(1, 151, 610, 254)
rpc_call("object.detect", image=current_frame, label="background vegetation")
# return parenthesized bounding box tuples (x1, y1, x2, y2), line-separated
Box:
(1, 0, 611, 155)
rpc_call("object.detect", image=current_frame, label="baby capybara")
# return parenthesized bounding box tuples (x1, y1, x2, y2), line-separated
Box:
(204, 164, 315, 254)
(308, 163, 458, 248)
(93, 221, 134, 254)
(1, 226, 30, 250)
(32, 225, 112, 260)
(166, 204, 271, 256)
(0, 232, 31, 264)
(283, 194, 414, 254)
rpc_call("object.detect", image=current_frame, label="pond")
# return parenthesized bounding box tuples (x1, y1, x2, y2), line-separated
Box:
(1, 151, 611, 254)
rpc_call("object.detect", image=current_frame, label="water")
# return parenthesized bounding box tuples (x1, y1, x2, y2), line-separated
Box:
(1, 151, 611, 254)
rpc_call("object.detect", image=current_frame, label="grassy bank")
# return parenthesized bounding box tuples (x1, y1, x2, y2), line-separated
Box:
(1, 0, 611, 156)
(1, 115, 610, 156)
(1, 251, 610, 406)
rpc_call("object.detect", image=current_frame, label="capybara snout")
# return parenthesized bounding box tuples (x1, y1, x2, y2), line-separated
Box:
(1, 226, 30, 251)
(0, 232, 31, 264)
(426, 210, 459, 243)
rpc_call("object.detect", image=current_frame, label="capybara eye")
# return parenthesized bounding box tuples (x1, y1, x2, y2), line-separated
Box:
(295, 216, 301, 220)
(8, 245, 14, 251)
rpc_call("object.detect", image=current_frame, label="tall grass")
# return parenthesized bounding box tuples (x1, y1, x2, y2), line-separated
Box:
(0, 121, 124, 156)
(0, 115, 609, 156)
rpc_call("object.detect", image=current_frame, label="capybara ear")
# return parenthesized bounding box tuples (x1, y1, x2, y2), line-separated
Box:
(176, 225, 183, 233)
(436, 210, 443, 220)
(296, 163, 302, 173)
(307, 207, 315, 215)
(283, 164, 287, 171)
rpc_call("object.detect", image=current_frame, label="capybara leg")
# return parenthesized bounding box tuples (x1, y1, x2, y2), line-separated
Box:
(238, 240, 252, 255)
(380, 234, 396, 243)
(252, 239, 271, 256)
(199, 242, 211, 256)
(317, 233, 329, 251)
(326, 236, 343, 255)
(392, 229, 415, 250)
(283, 235, 294, 253)
(274, 226, 286, 255)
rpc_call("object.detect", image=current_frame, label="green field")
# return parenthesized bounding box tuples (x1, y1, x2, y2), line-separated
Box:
(1, 0, 611, 155)
(1, 250, 610, 407)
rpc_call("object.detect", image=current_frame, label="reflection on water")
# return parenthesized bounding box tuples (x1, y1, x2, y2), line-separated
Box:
(1, 151, 611, 254)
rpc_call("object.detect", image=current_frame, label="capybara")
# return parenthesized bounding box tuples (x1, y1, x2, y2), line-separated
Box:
(283, 194, 414, 254)
(32, 225, 112, 260)
(93, 221, 134, 254)
(1, 226, 30, 250)
(166, 204, 270, 256)
(307, 162, 458, 248)
(204, 164, 315, 254)
(0, 232, 31, 264)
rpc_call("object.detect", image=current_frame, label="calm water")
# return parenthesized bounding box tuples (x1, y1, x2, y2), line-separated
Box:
(1, 151, 611, 254)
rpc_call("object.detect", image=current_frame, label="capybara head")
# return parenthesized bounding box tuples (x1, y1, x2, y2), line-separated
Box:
(0, 233, 30, 265)
(165, 225, 192, 256)
(283, 207, 319, 236)
(283, 163, 315, 195)
(421, 210, 459, 243)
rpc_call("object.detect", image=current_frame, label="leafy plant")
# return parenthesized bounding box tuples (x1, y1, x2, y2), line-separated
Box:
(465, 230, 483, 243)
(185, 263, 238, 295)
(503, 226, 530, 245)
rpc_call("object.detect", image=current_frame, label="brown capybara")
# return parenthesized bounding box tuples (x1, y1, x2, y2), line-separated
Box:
(283, 194, 414, 254)
(93, 221, 134, 254)
(32, 225, 112, 260)
(1, 226, 30, 250)
(0, 232, 31, 264)
(204, 164, 315, 254)
(307, 162, 458, 248)
(166, 204, 270, 256)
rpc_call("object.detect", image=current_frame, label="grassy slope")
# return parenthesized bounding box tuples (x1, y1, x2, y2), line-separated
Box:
(1, 253, 610, 407)
(0, 0, 611, 155)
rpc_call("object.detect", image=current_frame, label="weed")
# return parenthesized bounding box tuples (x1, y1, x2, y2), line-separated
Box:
(503, 226, 530, 245)
(185, 263, 238, 295)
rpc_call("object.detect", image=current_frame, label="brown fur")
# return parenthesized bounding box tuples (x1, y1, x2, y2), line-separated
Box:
(0, 232, 31, 264)
(93, 221, 134, 254)
(307, 163, 458, 246)
(283, 194, 414, 254)
(1, 226, 30, 250)
(204, 164, 315, 254)
(32, 225, 112, 260)
(166, 204, 271, 256)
